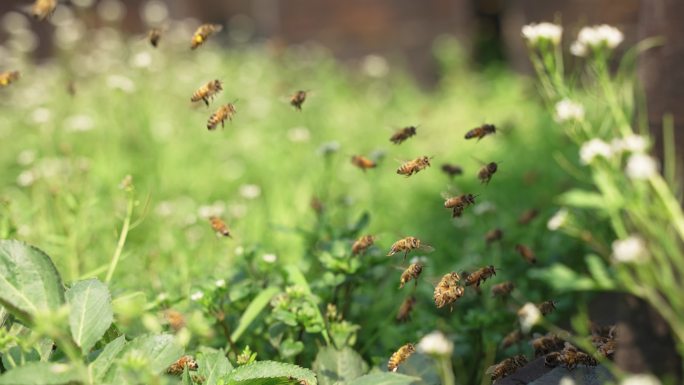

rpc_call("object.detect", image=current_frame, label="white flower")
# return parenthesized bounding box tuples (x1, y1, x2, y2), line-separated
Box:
(580, 139, 612, 164)
(106, 75, 135, 93)
(612, 236, 648, 263)
(31, 108, 51, 124)
(190, 291, 204, 301)
(17, 170, 36, 187)
(64, 114, 95, 132)
(612, 134, 648, 154)
(198, 202, 226, 219)
(554, 99, 585, 122)
(626, 153, 657, 180)
(570, 41, 587, 57)
(239, 184, 261, 199)
(362, 55, 389, 78)
(156, 292, 168, 302)
(596, 25, 624, 49)
(417, 331, 454, 356)
(287, 127, 310, 143)
(572, 25, 624, 57)
(547, 209, 568, 231)
(131, 51, 152, 68)
(521, 22, 562, 45)
(234, 246, 245, 255)
(215, 279, 226, 288)
(262, 253, 277, 263)
(620, 374, 662, 385)
(559, 377, 576, 385)
(517, 303, 541, 333)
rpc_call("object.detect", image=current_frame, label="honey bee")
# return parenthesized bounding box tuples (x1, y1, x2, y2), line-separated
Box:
(191, 23, 222, 49)
(148, 28, 162, 47)
(191, 80, 223, 106)
(491, 281, 515, 298)
(590, 323, 617, 359)
(352, 234, 375, 255)
(544, 343, 597, 370)
(389, 126, 417, 144)
(465, 123, 496, 141)
(207, 103, 237, 130)
(501, 329, 523, 349)
(531, 333, 565, 357)
(31, 0, 57, 20)
(388, 343, 415, 372)
(164, 309, 186, 332)
(433, 272, 464, 309)
(396, 156, 431, 176)
(538, 300, 556, 315)
(0, 71, 20, 87)
(441, 163, 463, 177)
(518, 208, 539, 225)
(443, 193, 476, 218)
(396, 296, 416, 322)
(351, 155, 377, 171)
(463, 265, 496, 287)
(477, 162, 498, 184)
(209, 216, 231, 237)
(399, 262, 423, 288)
(290, 90, 307, 110)
(167, 355, 199, 375)
(484, 228, 503, 245)
(387, 236, 430, 260)
(485, 355, 528, 381)
(515, 244, 536, 264)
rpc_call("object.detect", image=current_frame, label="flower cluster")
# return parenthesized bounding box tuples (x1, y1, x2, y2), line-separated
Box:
(612, 235, 648, 263)
(522, 22, 562, 46)
(579, 139, 612, 164)
(570, 25, 624, 57)
(554, 99, 585, 123)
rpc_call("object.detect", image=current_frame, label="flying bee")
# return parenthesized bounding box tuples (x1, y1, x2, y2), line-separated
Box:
(518, 208, 539, 225)
(209, 216, 231, 237)
(389, 126, 417, 144)
(290, 90, 307, 110)
(207, 103, 237, 130)
(544, 343, 597, 370)
(0, 71, 20, 87)
(351, 155, 377, 171)
(531, 333, 565, 357)
(434, 272, 464, 309)
(465, 123, 496, 141)
(443, 193, 476, 218)
(352, 234, 375, 255)
(31, 0, 57, 20)
(462, 265, 496, 287)
(441, 163, 463, 178)
(396, 156, 432, 177)
(485, 228, 503, 245)
(538, 300, 556, 315)
(191, 80, 223, 106)
(148, 28, 162, 47)
(387, 236, 431, 260)
(191, 23, 222, 49)
(491, 281, 515, 298)
(388, 343, 415, 372)
(396, 296, 416, 322)
(477, 162, 499, 184)
(167, 355, 199, 375)
(164, 309, 186, 332)
(399, 262, 423, 289)
(485, 355, 528, 382)
(515, 244, 536, 264)
(501, 329, 523, 349)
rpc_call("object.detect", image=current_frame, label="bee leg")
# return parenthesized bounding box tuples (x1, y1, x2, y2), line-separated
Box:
(204, 98, 209, 107)
(221, 120, 225, 128)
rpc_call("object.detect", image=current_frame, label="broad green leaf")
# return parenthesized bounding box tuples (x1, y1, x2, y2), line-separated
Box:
(556, 189, 605, 209)
(0, 362, 84, 385)
(284, 266, 311, 294)
(528, 264, 596, 291)
(313, 347, 367, 385)
(1, 346, 41, 370)
(89, 335, 127, 383)
(122, 334, 183, 374)
(182, 365, 192, 385)
(279, 339, 304, 359)
(585, 254, 615, 289)
(197, 348, 233, 385)
(395, 354, 440, 385)
(66, 279, 113, 354)
(0, 240, 65, 323)
(350, 373, 421, 385)
(230, 287, 280, 343)
(223, 361, 317, 385)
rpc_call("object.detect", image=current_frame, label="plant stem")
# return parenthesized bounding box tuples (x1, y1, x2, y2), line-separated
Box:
(105, 194, 134, 284)
(439, 355, 455, 385)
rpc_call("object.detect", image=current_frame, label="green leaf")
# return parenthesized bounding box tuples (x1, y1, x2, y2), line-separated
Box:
(557, 189, 605, 209)
(350, 373, 421, 385)
(89, 335, 127, 383)
(182, 365, 192, 385)
(223, 361, 317, 385)
(528, 264, 596, 291)
(585, 254, 615, 289)
(0, 240, 65, 323)
(66, 279, 113, 354)
(197, 348, 233, 385)
(395, 354, 440, 385)
(231, 287, 280, 343)
(313, 346, 368, 385)
(0, 362, 84, 385)
(122, 334, 183, 374)
(279, 339, 304, 359)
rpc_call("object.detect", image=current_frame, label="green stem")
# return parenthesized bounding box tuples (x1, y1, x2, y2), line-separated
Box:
(650, 175, 684, 241)
(439, 355, 455, 385)
(105, 194, 134, 283)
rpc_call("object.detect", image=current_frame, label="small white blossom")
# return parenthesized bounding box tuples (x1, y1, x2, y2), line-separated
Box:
(31, 108, 51, 124)
(612, 134, 648, 154)
(156, 292, 169, 302)
(570, 41, 587, 57)
(234, 246, 245, 255)
(106, 74, 135, 93)
(547, 209, 568, 231)
(517, 303, 541, 333)
(16, 170, 36, 187)
(554, 99, 585, 122)
(190, 291, 204, 301)
(580, 139, 612, 164)
(571, 25, 624, 57)
(215, 279, 226, 288)
(64, 114, 95, 132)
(417, 331, 454, 356)
(522, 22, 562, 45)
(198, 202, 226, 219)
(239, 184, 261, 199)
(626, 153, 658, 180)
(131, 51, 152, 68)
(559, 377, 576, 385)
(287, 127, 310, 143)
(612, 236, 648, 263)
(620, 375, 661, 385)
(262, 253, 277, 263)
(362, 55, 389, 78)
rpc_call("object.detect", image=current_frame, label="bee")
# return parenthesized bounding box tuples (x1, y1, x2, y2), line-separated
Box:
(443, 193, 476, 218)
(477, 162, 498, 184)
(441, 163, 463, 177)
(518, 208, 539, 225)
(538, 300, 556, 315)
(209, 216, 231, 237)
(433, 272, 464, 309)
(207, 103, 237, 130)
(544, 344, 597, 370)
(191, 80, 223, 106)
(501, 329, 523, 349)
(167, 355, 199, 375)
(485, 355, 528, 381)
(591, 323, 617, 358)
(191, 23, 222, 49)
(484, 228, 503, 245)
(465, 123, 496, 141)
(290, 90, 307, 110)
(491, 281, 515, 298)
(462, 265, 496, 287)
(310, 196, 324, 215)
(399, 262, 423, 288)
(352, 235, 375, 255)
(0, 71, 20, 87)
(531, 333, 565, 357)
(388, 343, 415, 372)
(389, 126, 417, 144)
(148, 28, 162, 47)
(387, 236, 429, 260)
(351, 155, 377, 171)
(396, 296, 416, 322)
(396, 156, 432, 177)
(31, 0, 57, 20)
(515, 244, 536, 264)
(164, 309, 186, 332)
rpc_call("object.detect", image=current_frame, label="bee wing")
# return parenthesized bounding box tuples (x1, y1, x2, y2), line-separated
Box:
(485, 364, 499, 375)
(417, 244, 435, 253)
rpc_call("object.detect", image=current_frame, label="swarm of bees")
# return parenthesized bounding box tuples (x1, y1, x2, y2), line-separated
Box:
(388, 343, 415, 372)
(390, 126, 417, 144)
(433, 272, 465, 309)
(531, 332, 565, 357)
(399, 262, 423, 289)
(544, 343, 598, 370)
(209, 216, 231, 237)
(351, 155, 377, 171)
(397, 156, 431, 176)
(191, 80, 223, 106)
(191, 23, 223, 49)
(167, 355, 199, 375)
(486, 355, 527, 382)
(0, 71, 20, 87)
(591, 323, 617, 359)
(351, 234, 375, 255)
(290, 90, 308, 110)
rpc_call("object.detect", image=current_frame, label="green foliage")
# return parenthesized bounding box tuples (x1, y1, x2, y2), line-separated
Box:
(0, 362, 84, 385)
(231, 287, 280, 343)
(197, 348, 233, 385)
(349, 373, 421, 385)
(66, 279, 113, 354)
(222, 361, 317, 385)
(313, 347, 368, 385)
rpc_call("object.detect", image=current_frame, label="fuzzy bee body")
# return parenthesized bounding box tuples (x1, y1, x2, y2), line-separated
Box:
(351, 235, 375, 255)
(544, 344, 597, 370)
(167, 355, 198, 375)
(209, 216, 231, 237)
(387, 236, 424, 260)
(397, 156, 431, 176)
(538, 300, 556, 315)
(486, 355, 528, 381)
(148, 28, 162, 47)
(515, 244, 536, 264)
(518, 208, 539, 225)
(390, 126, 417, 144)
(531, 333, 565, 357)
(399, 262, 423, 289)
(191, 23, 222, 49)
(463, 265, 496, 287)
(465, 124, 496, 141)
(192, 80, 223, 106)
(501, 329, 523, 349)
(434, 272, 464, 309)
(478, 162, 498, 184)
(207, 103, 236, 130)
(491, 281, 515, 298)
(351, 155, 376, 171)
(31, 0, 56, 20)
(396, 296, 416, 322)
(290, 90, 307, 110)
(0, 71, 20, 87)
(485, 228, 503, 245)
(441, 163, 463, 177)
(388, 343, 415, 372)
(444, 194, 476, 218)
